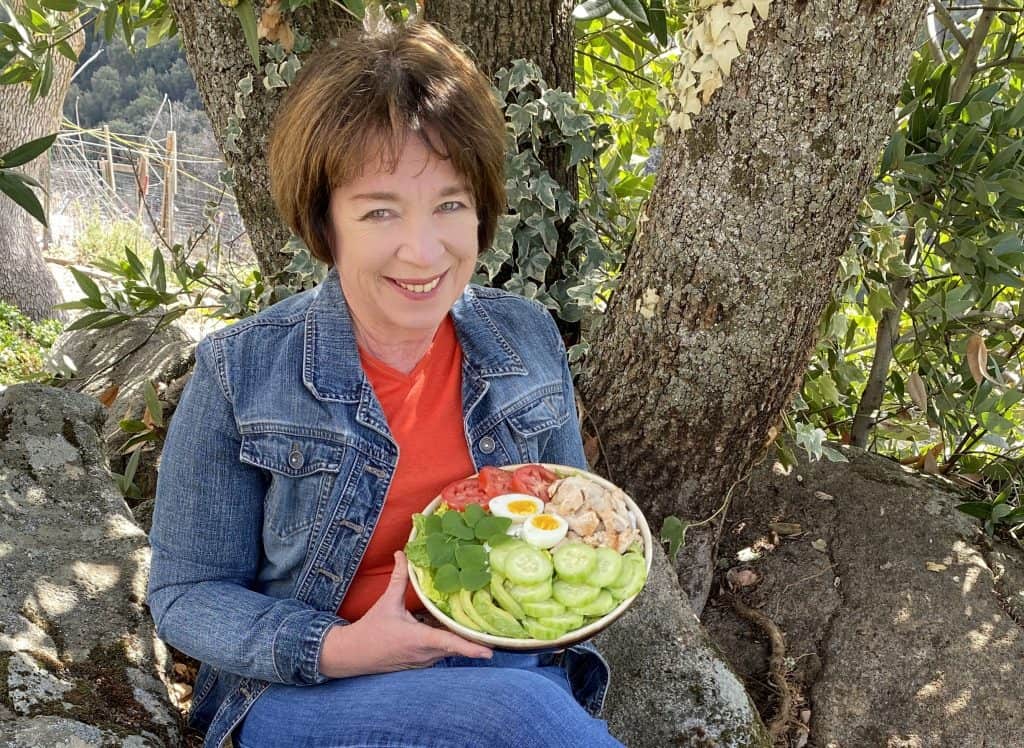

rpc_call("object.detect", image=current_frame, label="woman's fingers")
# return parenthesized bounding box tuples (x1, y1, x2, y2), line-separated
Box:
(427, 627, 492, 660)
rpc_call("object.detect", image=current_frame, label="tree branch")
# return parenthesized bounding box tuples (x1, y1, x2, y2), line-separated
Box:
(930, 0, 970, 49)
(951, 0, 1001, 101)
(977, 55, 1024, 70)
(850, 228, 918, 447)
(927, 3, 948, 62)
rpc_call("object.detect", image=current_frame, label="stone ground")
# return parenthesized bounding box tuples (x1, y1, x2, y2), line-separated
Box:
(702, 446, 1023, 748)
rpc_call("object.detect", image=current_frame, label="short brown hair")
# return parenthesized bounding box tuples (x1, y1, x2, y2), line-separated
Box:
(268, 22, 507, 267)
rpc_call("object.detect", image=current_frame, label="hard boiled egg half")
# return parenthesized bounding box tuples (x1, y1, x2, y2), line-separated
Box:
(521, 513, 568, 549)
(488, 494, 544, 523)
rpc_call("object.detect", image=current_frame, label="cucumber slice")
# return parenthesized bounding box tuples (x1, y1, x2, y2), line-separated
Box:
(553, 542, 597, 582)
(587, 547, 624, 588)
(507, 578, 553, 603)
(608, 556, 646, 601)
(552, 579, 601, 608)
(521, 599, 566, 618)
(458, 588, 490, 631)
(489, 539, 528, 576)
(489, 572, 525, 619)
(449, 591, 482, 632)
(503, 545, 554, 585)
(472, 589, 527, 638)
(522, 617, 565, 641)
(575, 589, 617, 617)
(537, 611, 584, 631)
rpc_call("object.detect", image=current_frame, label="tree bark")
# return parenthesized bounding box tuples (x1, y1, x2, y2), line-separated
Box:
(425, 0, 575, 93)
(168, 0, 357, 279)
(0, 6, 82, 322)
(578, 0, 927, 614)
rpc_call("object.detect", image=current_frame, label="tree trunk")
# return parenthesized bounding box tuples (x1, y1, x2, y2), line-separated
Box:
(425, 0, 575, 93)
(0, 6, 82, 322)
(578, 0, 927, 614)
(168, 0, 357, 279)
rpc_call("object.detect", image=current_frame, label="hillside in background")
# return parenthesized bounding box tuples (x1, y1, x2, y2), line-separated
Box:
(65, 29, 213, 148)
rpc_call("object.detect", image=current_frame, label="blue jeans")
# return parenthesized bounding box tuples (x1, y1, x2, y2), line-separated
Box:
(233, 651, 623, 747)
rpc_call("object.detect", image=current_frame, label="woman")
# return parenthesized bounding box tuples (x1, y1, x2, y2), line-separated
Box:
(147, 21, 621, 748)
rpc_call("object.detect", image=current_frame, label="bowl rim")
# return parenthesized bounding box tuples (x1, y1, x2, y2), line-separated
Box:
(406, 463, 652, 650)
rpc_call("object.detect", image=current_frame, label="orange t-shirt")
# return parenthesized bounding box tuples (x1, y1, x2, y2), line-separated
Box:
(337, 315, 476, 621)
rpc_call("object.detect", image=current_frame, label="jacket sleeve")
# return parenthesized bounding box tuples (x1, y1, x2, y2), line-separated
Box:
(537, 312, 589, 472)
(147, 336, 343, 686)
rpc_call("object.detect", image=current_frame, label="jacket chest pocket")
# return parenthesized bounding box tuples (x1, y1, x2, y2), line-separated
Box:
(503, 387, 568, 463)
(239, 432, 344, 540)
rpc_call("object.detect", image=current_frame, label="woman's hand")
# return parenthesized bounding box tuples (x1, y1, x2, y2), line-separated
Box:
(318, 550, 493, 679)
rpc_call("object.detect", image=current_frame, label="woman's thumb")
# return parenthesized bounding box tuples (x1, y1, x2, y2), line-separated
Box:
(385, 551, 410, 600)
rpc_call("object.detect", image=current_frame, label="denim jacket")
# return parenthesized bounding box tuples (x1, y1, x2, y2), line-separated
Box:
(147, 268, 611, 748)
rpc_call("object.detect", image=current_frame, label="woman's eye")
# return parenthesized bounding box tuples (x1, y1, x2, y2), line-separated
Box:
(438, 201, 465, 213)
(361, 208, 393, 220)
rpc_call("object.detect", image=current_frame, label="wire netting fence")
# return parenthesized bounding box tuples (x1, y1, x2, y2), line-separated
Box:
(47, 123, 254, 270)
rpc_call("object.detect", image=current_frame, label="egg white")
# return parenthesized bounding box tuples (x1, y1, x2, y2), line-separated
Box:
(489, 494, 544, 523)
(521, 513, 568, 549)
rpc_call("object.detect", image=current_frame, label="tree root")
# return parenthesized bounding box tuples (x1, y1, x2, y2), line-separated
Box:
(725, 593, 796, 744)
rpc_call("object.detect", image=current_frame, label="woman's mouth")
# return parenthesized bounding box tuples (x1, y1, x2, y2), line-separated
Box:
(387, 272, 446, 299)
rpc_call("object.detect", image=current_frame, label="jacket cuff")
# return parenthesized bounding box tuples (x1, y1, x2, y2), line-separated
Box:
(273, 610, 347, 685)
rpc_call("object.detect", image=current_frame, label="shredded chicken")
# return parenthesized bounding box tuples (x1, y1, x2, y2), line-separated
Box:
(547, 474, 639, 554)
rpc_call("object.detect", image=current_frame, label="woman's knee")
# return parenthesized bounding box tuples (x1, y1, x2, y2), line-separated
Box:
(467, 669, 615, 747)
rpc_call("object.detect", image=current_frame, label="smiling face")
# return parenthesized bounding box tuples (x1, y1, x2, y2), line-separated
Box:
(327, 133, 479, 346)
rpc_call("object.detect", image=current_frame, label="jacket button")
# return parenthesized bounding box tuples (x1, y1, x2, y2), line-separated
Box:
(288, 444, 304, 469)
(478, 436, 496, 454)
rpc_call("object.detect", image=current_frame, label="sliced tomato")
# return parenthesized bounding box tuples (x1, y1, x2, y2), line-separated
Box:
(440, 477, 489, 510)
(510, 464, 558, 501)
(478, 466, 515, 498)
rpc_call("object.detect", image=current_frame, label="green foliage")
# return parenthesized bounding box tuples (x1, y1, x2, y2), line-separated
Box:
(62, 208, 157, 268)
(65, 31, 205, 136)
(482, 59, 620, 324)
(659, 514, 688, 561)
(0, 301, 63, 384)
(0, 133, 55, 225)
(796, 14, 1024, 536)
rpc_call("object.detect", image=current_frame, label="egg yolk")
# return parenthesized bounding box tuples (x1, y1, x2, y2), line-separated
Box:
(530, 515, 561, 530)
(509, 500, 539, 516)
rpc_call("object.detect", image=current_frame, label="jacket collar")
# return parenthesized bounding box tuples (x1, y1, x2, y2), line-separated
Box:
(303, 268, 526, 403)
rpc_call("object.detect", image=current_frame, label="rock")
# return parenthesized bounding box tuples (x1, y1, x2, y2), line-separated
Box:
(0, 384, 181, 745)
(596, 543, 770, 747)
(47, 317, 196, 499)
(704, 445, 1024, 746)
(0, 715, 162, 747)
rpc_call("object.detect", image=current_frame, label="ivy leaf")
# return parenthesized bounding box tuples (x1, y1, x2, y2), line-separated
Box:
(660, 515, 688, 561)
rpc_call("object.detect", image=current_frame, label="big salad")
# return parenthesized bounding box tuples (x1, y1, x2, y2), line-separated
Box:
(404, 464, 648, 642)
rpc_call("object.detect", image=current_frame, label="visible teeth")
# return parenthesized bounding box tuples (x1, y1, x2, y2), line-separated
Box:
(395, 277, 440, 293)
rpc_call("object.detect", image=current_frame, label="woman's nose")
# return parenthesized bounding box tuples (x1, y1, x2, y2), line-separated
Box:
(398, 220, 446, 266)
